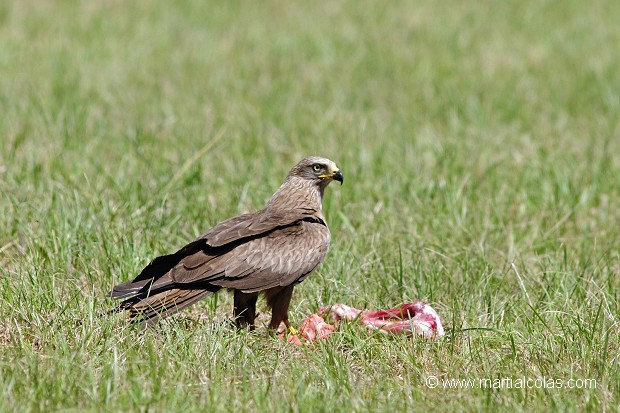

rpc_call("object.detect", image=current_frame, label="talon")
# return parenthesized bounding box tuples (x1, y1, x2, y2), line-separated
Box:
(288, 325, 298, 336)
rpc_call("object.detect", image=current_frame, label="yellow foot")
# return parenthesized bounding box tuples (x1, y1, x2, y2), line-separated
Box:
(288, 325, 298, 336)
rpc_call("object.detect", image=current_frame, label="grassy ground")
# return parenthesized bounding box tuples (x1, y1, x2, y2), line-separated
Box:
(1, 0, 619, 411)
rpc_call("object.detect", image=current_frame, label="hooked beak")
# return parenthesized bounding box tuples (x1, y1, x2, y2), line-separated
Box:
(333, 170, 344, 185)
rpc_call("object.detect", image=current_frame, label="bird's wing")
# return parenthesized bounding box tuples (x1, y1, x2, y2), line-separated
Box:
(199, 209, 317, 247)
(112, 209, 317, 295)
(169, 219, 330, 291)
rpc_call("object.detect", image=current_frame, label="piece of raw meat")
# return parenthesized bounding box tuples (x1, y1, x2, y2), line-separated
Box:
(283, 302, 445, 345)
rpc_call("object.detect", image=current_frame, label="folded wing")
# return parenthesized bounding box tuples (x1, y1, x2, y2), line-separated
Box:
(109, 209, 329, 324)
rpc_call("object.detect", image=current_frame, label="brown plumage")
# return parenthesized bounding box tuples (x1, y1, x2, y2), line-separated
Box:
(108, 156, 343, 331)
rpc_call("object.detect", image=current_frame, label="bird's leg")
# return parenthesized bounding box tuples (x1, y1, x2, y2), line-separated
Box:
(265, 285, 296, 335)
(233, 290, 258, 330)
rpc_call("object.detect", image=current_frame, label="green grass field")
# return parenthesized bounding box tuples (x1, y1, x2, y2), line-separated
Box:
(1, 0, 619, 411)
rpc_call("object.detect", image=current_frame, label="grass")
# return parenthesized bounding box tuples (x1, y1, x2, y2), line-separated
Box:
(1, 0, 619, 411)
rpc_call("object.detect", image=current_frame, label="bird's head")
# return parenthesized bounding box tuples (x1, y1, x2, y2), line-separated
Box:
(266, 156, 342, 211)
(288, 156, 343, 187)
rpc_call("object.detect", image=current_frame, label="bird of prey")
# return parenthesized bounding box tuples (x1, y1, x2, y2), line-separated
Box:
(108, 156, 343, 334)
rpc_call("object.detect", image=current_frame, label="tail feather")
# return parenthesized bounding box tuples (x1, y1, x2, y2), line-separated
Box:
(108, 275, 177, 300)
(127, 288, 217, 327)
(108, 279, 153, 299)
(107, 239, 215, 326)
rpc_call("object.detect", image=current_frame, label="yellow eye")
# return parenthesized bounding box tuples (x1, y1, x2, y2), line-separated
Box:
(312, 164, 323, 173)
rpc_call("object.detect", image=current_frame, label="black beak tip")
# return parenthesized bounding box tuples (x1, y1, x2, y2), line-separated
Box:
(333, 170, 344, 185)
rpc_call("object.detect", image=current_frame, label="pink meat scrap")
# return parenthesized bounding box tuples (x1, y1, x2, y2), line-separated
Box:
(286, 301, 445, 345)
